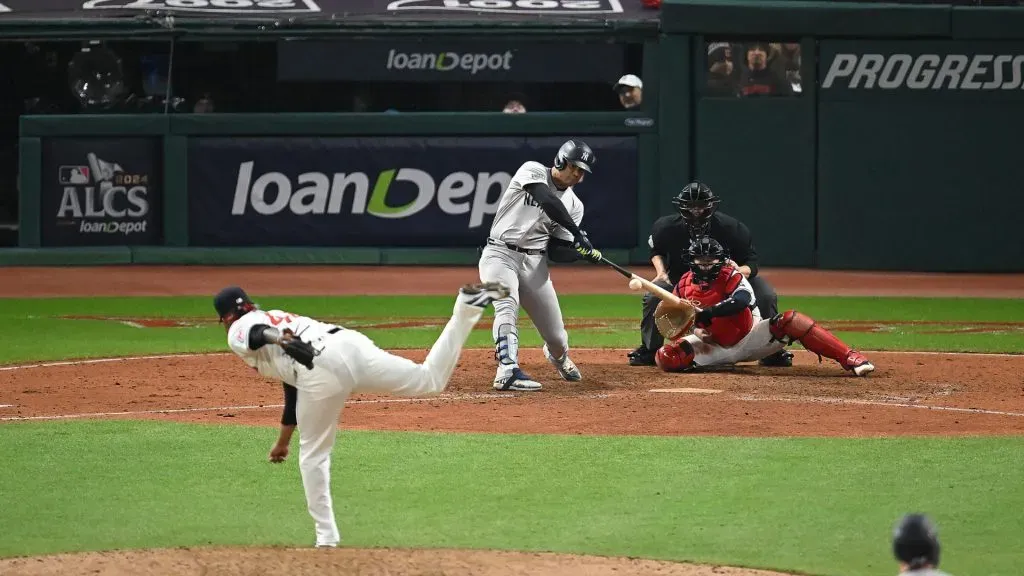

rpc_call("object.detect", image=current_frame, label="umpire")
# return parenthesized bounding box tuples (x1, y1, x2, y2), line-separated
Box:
(892, 513, 951, 575)
(627, 181, 793, 367)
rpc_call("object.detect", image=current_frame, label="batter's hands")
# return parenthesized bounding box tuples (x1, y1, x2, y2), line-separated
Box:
(269, 443, 289, 463)
(573, 231, 603, 263)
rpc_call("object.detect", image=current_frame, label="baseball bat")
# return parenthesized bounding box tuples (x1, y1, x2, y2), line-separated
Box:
(598, 255, 694, 308)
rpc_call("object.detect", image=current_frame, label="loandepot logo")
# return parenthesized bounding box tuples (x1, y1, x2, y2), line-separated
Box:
(231, 161, 508, 228)
(822, 53, 1024, 90)
(387, 0, 623, 14)
(386, 49, 514, 75)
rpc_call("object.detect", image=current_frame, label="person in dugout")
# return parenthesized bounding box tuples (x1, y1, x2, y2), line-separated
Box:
(627, 181, 793, 368)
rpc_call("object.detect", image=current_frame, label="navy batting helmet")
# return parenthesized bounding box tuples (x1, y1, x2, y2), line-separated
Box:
(672, 181, 720, 233)
(213, 286, 256, 324)
(554, 139, 595, 173)
(892, 513, 940, 570)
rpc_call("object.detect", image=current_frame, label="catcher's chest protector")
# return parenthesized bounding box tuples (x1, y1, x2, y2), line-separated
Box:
(677, 269, 752, 347)
(676, 268, 741, 309)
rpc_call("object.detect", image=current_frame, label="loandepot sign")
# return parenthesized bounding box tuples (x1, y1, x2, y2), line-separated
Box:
(822, 53, 1024, 90)
(231, 161, 507, 228)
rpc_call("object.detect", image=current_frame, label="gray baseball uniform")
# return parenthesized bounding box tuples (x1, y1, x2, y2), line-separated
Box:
(478, 160, 584, 386)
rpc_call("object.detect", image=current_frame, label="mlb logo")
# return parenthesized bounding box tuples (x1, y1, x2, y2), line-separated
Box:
(59, 166, 91, 185)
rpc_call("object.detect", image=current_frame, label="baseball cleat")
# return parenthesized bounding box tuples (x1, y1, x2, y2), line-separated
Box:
(759, 349, 794, 367)
(493, 367, 543, 391)
(543, 344, 582, 381)
(459, 281, 510, 308)
(627, 347, 656, 366)
(843, 351, 875, 376)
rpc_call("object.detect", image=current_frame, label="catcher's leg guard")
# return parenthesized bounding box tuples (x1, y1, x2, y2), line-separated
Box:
(769, 311, 875, 376)
(655, 340, 696, 373)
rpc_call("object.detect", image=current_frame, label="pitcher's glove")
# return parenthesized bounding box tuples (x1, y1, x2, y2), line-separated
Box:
(279, 329, 318, 370)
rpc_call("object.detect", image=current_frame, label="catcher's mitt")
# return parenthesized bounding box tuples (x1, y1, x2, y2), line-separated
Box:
(280, 329, 319, 370)
(654, 298, 699, 341)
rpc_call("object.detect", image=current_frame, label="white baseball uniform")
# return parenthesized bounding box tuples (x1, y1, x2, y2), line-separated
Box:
(226, 296, 485, 547)
(679, 273, 786, 367)
(477, 160, 583, 382)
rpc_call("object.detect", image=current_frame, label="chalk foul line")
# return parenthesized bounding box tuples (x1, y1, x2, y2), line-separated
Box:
(0, 353, 231, 371)
(0, 349, 1021, 373)
(0, 393, 612, 422)
(735, 394, 1024, 418)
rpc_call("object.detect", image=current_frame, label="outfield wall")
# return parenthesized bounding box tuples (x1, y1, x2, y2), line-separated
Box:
(10, 1, 1024, 272)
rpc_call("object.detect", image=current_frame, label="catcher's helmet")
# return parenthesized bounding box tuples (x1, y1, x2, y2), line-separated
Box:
(554, 139, 595, 173)
(688, 235, 728, 285)
(213, 286, 256, 324)
(672, 181, 720, 233)
(892, 514, 940, 570)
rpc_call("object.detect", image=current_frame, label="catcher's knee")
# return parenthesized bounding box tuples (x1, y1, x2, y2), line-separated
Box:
(655, 340, 695, 372)
(769, 310, 816, 342)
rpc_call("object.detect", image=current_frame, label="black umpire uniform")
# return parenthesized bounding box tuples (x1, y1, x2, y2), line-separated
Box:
(627, 181, 793, 367)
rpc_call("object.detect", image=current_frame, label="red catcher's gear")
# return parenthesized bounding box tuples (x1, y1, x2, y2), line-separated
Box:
(769, 310, 871, 372)
(674, 266, 753, 347)
(656, 340, 695, 372)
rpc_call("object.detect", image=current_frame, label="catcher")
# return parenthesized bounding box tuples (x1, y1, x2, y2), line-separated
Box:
(652, 236, 875, 376)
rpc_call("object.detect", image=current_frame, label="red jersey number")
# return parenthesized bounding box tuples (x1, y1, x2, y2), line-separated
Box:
(266, 312, 295, 326)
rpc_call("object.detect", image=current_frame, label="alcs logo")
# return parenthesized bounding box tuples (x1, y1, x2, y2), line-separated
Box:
(57, 153, 151, 234)
(231, 161, 507, 228)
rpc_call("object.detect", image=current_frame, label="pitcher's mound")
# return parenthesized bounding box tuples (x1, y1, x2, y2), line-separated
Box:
(0, 546, 798, 576)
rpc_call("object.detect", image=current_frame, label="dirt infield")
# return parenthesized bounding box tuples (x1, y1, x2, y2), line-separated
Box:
(1, 266, 1021, 575)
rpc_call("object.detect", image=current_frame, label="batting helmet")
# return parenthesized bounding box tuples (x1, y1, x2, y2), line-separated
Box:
(554, 139, 596, 174)
(213, 286, 256, 324)
(688, 235, 728, 285)
(892, 513, 941, 570)
(671, 181, 720, 233)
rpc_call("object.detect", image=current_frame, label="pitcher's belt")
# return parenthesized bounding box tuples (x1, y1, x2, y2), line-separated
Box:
(487, 238, 546, 255)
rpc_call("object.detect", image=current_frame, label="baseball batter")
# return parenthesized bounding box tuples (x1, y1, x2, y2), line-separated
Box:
(477, 139, 604, 391)
(655, 236, 875, 376)
(214, 281, 510, 547)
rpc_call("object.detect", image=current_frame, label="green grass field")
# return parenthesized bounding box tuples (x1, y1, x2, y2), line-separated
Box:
(1, 294, 1022, 575)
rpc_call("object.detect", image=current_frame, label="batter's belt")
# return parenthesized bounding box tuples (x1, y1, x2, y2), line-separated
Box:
(486, 238, 546, 255)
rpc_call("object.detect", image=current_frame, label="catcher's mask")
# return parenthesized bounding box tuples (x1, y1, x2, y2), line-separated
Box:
(688, 236, 727, 285)
(892, 514, 940, 570)
(213, 286, 256, 326)
(671, 181, 720, 233)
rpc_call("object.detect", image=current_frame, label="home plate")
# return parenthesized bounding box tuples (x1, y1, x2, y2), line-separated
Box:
(649, 388, 723, 394)
(0, 404, 15, 408)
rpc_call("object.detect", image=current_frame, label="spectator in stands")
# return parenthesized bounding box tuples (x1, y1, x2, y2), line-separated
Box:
(502, 99, 527, 114)
(738, 42, 793, 97)
(706, 42, 738, 97)
(193, 93, 215, 113)
(613, 74, 643, 109)
(775, 42, 802, 93)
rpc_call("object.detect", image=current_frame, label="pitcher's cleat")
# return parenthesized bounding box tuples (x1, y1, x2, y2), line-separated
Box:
(458, 282, 511, 308)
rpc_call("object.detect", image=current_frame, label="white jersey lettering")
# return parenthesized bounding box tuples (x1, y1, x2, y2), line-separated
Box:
(487, 161, 584, 251)
(227, 309, 337, 386)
